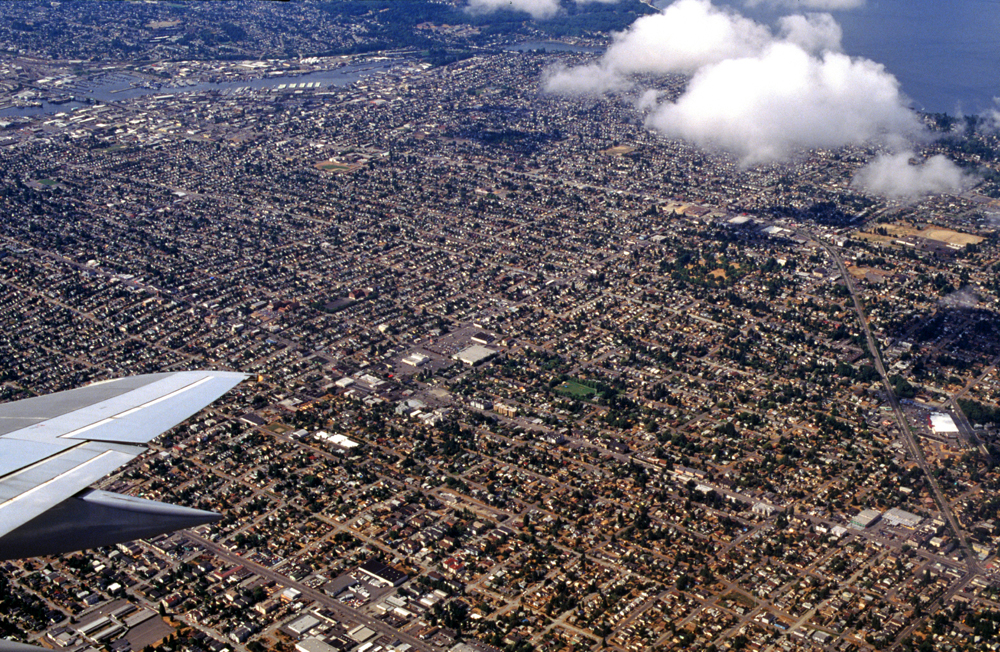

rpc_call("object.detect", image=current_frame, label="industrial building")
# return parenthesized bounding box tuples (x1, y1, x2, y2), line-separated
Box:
(470, 332, 494, 345)
(929, 413, 959, 435)
(882, 507, 923, 529)
(850, 508, 882, 530)
(297, 639, 340, 652)
(402, 352, 429, 367)
(358, 559, 409, 587)
(453, 344, 498, 366)
(287, 614, 321, 637)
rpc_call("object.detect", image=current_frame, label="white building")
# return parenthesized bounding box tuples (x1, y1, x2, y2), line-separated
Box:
(929, 413, 959, 435)
(297, 639, 340, 652)
(882, 507, 922, 529)
(402, 352, 429, 367)
(453, 345, 497, 366)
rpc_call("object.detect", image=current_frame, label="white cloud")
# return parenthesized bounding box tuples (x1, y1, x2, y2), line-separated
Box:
(465, 0, 622, 19)
(643, 44, 921, 164)
(745, 0, 864, 10)
(851, 152, 973, 198)
(940, 288, 980, 309)
(981, 100, 1000, 131)
(777, 13, 841, 53)
(544, 62, 631, 95)
(635, 89, 663, 112)
(597, 0, 772, 74)
(545, 0, 771, 94)
(466, 0, 562, 20)
(544, 0, 923, 164)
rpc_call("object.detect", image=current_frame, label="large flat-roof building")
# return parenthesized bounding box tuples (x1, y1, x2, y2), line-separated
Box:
(348, 625, 377, 643)
(359, 559, 409, 587)
(849, 509, 882, 530)
(453, 345, 497, 366)
(286, 614, 320, 637)
(470, 332, 494, 345)
(882, 507, 922, 529)
(929, 413, 959, 435)
(297, 638, 339, 652)
(402, 352, 429, 367)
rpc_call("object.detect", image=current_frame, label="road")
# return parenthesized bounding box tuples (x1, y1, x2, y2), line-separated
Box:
(812, 232, 978, 563)
(800, 229, 983, 626)
(946, 395, 992, 459)
(187, 532, 436, 652)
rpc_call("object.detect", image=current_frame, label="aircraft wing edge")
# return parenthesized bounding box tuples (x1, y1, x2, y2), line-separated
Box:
(0, 370, 246, 556)
(0, 443, 141, 540)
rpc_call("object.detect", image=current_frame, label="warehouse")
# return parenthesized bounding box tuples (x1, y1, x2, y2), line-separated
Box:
(359, 559, 409, 587)
(882, 507, 922, 529)
(850, 509, 882, 530)
(453, 344, 498, 366)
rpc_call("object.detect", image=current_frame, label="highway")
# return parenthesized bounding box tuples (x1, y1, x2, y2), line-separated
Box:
(805, 229, 981, 581)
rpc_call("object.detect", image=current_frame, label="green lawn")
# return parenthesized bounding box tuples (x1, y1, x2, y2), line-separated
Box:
(556, 379, 598, 399)
(319, 161, 352, 172)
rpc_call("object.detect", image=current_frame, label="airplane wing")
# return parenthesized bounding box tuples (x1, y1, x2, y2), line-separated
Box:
(0, 370, 245, 561)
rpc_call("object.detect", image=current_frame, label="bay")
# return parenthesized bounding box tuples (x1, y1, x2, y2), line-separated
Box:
(0, 58, 405, 119)
(720, 0, 1000, 115)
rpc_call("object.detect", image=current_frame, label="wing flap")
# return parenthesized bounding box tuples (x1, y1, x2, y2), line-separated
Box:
(5, 371, 245, 445)
(64, 372, 245, 444)
(0, 442, 142, 501)
(0, 439, 76, 478)
(0, 373, 179, 437)
(0, 443, 142, 539)
(0, 489, 220, 561)
(0, 370, 246, 549)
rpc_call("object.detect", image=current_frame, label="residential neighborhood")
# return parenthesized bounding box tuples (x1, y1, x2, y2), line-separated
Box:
(3, 2, 1000, 652)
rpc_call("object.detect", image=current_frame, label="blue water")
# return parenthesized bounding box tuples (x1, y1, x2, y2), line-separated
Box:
(719, 0, 1000, 115)
(0, 58, 403, 118)
(5, 2, 997, 117)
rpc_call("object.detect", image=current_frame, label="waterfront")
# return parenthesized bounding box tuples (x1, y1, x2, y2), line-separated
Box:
(0, 57, 405, 118)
